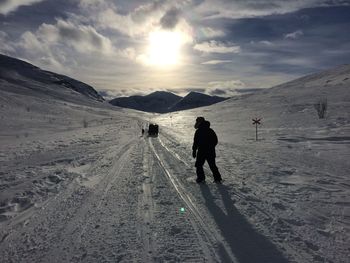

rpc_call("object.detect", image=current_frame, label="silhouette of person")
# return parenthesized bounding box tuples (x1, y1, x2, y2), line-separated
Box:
(142, 128, 145, 136)
(192, 117, 222, 183)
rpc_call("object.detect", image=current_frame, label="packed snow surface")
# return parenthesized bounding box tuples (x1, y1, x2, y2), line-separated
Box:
(1, 64, 349, 262)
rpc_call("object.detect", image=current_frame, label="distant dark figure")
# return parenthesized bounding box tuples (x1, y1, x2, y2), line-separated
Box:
(142, 128, 145, 136)
(192, 117, 222, 183)
(148, 124, 159, 137)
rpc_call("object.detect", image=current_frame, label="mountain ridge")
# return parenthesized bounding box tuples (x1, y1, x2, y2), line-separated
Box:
(169, 91, 227, 112)
(109, 90, 228, 113)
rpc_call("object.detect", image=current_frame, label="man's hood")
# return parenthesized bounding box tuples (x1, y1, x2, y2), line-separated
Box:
(199, 120, 210, 129)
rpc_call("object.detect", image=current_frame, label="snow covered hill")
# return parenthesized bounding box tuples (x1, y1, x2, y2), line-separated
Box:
(0, 63, 349, 263)
(109, 91, 181, 113)
(169, 91, 227, 112)
(0, 54, 104, 103)
(109, 90, 227, 113)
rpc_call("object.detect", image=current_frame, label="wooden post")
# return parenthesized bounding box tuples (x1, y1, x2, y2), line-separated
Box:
(252, 118, 262, 141)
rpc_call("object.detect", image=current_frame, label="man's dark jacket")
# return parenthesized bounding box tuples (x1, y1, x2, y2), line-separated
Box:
(192, 121, 218, 157)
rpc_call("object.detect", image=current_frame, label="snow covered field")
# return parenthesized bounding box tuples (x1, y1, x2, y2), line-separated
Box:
(1, 65, 349, 262)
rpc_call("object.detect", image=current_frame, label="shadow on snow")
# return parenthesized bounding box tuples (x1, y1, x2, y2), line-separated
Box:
(199, 184, 289, 263)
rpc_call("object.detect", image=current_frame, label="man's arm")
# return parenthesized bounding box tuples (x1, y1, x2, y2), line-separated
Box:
(211, 129, 218, 147)
(192, 130, 199, 157)
(192, 130, 199, 151)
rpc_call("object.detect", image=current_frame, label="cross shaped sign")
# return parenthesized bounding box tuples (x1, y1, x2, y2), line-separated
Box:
(252, 118, 261, 125)
(252, 118, 262, 141)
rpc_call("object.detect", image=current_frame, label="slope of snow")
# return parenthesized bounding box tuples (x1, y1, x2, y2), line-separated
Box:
(0, 54, 104, 102)
(0, 64, 349, 263)
(152, 64, 350, 263)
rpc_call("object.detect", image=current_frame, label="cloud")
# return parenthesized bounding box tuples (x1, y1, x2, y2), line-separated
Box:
(166, 87, 206, 96)
(37, 19, 114, 54)
(199, 27, 226, 38)
(284, 29, 304, 39)
(79, 0, 106, 8)
(0, 0, 44, 15)
(17, 31, 67, 71)
(194, 40, 240, 53)
(80, 2, 194, 66)
(0, 31, 15, 53)
(160, 8, 181, 29)
(100, 87, 156, 98)
(96, 9, 155, 37)
(206, 80, 247, 96)
(98, 89, 121, 100)
(194, 0, 350, 19)
(201, 60, 232, 65)
(11, 18, 116, 73)
(90, 1, 169, 37)
(79, 1, 194, 40)
(259, 40, 274, 46)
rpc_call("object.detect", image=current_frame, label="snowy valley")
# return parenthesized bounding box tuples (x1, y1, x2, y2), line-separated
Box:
(0, 55, 349, 263)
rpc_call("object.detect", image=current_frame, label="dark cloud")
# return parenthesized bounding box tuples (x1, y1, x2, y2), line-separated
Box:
(221, 5, 350, 43)
(0, 0, 77, 38)
(211, 5, 350, 76)
(130, 0, 166, 23)
(0, 0, 44, 15)
(160, 8, 181, 29)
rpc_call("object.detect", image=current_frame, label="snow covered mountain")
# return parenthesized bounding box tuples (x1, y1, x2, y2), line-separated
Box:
(109, 91, 227, 113)
(109, 91, 181, 113)
(0, 54, 104, 103)
(0, 63, 349, 263)
(168, 91, 227, 112)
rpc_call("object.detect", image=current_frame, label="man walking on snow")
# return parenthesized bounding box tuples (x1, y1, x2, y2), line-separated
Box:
(192, 117, 222, 183)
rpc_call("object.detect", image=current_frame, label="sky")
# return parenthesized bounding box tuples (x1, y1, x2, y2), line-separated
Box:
(1, 0, 350, 98)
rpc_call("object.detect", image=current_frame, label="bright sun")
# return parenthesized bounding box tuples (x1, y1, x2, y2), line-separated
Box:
(146, 30, 185, 66)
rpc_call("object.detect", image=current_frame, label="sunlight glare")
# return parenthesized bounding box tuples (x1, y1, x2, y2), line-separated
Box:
(146, 30, 184, 66)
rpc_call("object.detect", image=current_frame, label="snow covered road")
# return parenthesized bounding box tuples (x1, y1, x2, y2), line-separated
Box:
(1, 117, 293, 262)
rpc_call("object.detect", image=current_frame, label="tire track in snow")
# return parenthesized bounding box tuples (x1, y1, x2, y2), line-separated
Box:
(0, 137, 123, 245)
(0, 139, 140, 262)
(157, 134, 273, 220)
(77, 140, 137, 245)
(154, 134, 291, 263)
(137, 139, 156, 262)
(149, 138, 238, 263)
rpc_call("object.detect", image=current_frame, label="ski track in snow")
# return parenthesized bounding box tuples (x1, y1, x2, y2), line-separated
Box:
(151, 135, 291, 263)
(1, 122, 145, 262)
(149, 138, 233, 263)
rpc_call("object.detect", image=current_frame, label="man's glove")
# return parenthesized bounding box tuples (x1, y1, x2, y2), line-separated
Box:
(192, 150, 196, 158)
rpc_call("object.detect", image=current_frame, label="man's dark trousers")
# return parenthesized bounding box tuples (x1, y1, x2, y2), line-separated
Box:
(195, 151, 222, 181)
